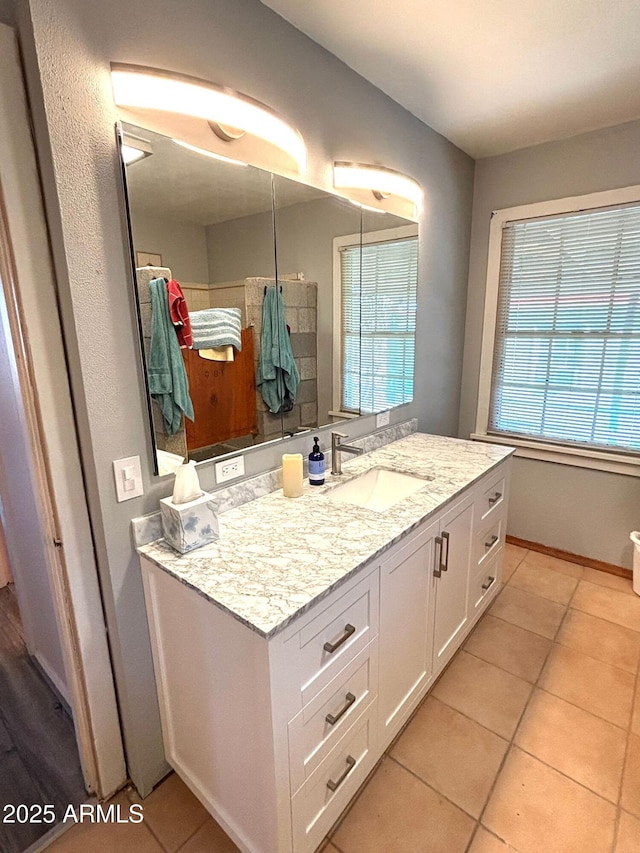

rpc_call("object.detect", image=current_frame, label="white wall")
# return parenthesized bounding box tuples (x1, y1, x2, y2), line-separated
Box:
(16, 0, 474, 793)
(130, 204, 209, 283)
(459, 119, 640, 568)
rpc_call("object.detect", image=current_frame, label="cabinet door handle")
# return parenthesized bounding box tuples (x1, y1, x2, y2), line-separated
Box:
(441, 530, 450, 572)
(434, 536, 443, 578)
(326, 755, 356, 792)
(488, 491, 502, 506)
(484, 534, 499, 549)
(325, 692, 356, 725)
(324, 624, 355, 654)
(482, 576, 496, 591)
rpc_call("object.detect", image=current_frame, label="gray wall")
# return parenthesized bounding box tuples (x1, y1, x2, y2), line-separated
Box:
(16, 0, 474, 793)
(129, 205, 209, 284)
(459, 119, 640, 568)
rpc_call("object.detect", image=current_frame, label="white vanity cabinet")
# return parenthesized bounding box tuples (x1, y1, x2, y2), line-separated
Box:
(139, 455, 511, 853)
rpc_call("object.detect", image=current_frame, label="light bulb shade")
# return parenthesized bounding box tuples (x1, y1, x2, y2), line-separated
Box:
(333, 161, 422, 217)
(121, 131, 153, 164)
(111, 64, 306, 173)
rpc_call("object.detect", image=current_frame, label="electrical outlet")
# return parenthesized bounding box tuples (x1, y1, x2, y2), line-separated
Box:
(215, 455, 245, 484)
(376, 410, 391, 428)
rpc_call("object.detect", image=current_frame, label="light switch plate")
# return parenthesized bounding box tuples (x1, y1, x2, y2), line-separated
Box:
(215, 455, 245, 484)
(113, 455, 144, 502)
(376, 410, 390, 428)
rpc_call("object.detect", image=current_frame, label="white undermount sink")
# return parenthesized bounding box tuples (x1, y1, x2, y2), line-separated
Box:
(326, 467, 431, 512)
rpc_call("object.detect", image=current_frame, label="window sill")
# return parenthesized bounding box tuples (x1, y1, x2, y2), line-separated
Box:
(470, 432, 640, 478)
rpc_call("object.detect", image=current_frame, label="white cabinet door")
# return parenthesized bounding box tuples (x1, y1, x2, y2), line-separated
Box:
(378, 518, 438, 749)
(431, 494, 474, 675)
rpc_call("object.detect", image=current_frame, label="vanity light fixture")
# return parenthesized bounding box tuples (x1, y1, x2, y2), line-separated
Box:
(121, 131, 153, 165)
(172, 139, 248, 167)
(333, 161, 422, 218)
(111, 64, 307, 173)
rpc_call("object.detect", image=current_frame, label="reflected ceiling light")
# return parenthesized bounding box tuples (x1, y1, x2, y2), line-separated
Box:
(111, 64, 307, 172)
(121, 132, 153, 164)
(348, 199, 388, 214)
(172, 139, 248, 167)
(333, 161, 422, 214)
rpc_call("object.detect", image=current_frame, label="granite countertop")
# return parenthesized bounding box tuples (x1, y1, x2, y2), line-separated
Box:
(139, 433, 513, 638)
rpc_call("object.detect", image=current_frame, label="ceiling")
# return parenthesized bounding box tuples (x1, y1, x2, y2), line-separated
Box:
(123, 124, 327, 225)
(260, 0, 640, 159)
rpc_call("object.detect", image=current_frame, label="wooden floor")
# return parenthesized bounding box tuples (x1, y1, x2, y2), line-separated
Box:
(0, 585, 86, 853)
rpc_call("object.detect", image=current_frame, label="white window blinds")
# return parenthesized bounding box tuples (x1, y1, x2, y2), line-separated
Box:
(340, 236, 418, 413)
(490, 203, 640, 453)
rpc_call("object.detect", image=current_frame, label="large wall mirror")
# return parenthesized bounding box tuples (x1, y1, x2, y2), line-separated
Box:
(118, 121, 418, 475)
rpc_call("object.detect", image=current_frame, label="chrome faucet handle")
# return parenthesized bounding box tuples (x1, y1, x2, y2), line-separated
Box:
(332, 431, 347, 438)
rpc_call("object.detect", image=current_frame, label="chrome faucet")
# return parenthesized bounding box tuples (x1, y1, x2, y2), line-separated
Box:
(331, 431, 364, 475)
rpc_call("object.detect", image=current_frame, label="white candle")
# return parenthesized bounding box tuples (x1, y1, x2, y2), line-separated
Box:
(282, 453, 303, 498)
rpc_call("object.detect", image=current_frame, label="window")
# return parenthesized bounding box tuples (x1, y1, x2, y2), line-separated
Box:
(475, 186, 640, 473)
(334, 225, 418, 414)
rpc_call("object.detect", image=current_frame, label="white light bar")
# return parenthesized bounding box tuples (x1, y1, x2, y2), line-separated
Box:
(111, 64, 306, 172)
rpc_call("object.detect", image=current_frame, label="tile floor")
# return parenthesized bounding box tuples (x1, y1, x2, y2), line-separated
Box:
(42, 544, 640, 853)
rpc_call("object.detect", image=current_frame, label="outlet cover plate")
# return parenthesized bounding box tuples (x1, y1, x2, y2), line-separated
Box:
(215, 455, 245, 484)
(376, 410, 390, 428)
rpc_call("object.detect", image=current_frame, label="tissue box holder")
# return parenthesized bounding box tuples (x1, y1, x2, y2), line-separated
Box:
(160, 491, 219, 554)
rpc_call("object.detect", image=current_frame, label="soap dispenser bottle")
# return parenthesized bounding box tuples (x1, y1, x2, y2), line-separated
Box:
(308, 436, 325, 486)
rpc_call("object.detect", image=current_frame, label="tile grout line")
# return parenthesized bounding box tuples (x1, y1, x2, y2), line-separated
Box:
(612, 657, 640, 852)
(464, 581, 571, 852)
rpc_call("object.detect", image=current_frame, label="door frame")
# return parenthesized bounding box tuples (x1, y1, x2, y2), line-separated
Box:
(0, 22, 126, 798)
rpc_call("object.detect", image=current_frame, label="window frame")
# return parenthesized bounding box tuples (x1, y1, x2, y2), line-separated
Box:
(473, 183, 640, 477)
(333, 223, 419, 417)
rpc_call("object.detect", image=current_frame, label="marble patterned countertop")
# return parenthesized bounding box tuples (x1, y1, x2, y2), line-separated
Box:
(139, 433, 513, 638)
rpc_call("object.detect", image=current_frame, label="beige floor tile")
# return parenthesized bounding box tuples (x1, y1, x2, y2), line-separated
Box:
(502, 544, 528, 582)
(432, 651, 532, 739)
(539, 645, 635, 728)
(46, 795, 164, 853)
(469, 826, 518, 852)
(571, 581, 640, 633)
(177, 816, 240, 852)
(616, 811, 640, 853)
(556, 609, 640, 675)
(332, 758, 475, 853)
(582, 567, 635, 596)
(509, 560, 578, 605)
(489, 586, 566, 639)
(390, 696, 508, 818)
(621, 733, 640, 819)
(483, 748, 616, 853)
(520, 550, 585, 579)
(464, 614, 552, 682)
(127, 773, 209, 853)
(514, 689, 626, 801)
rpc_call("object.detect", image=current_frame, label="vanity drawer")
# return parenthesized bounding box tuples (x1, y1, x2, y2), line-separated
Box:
(474, 516, 504, 569)
(291, 703, 376, 853)
(469, 550, 503, 616)
(297, 572, 378, 705)
(289, 642, 377, 794)
(476, 468, 507, 528)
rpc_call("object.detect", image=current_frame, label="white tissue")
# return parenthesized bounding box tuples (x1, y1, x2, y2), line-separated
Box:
(172, 460, 203, 505)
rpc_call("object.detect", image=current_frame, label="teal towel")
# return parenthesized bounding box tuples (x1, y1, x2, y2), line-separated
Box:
(148, 278, 194, 435)
(257, 286, 300, 414)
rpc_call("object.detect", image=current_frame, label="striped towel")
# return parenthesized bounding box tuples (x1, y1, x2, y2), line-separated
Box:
(189, 308, 242, 351)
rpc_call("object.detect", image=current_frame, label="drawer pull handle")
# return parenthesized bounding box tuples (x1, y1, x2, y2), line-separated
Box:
(488, 492, 502, 506)
(441, 530, 450, 572)
(434, 536, 443, 578)
(324, 624, 356, 654)
(485, 535, 499, 549)
(482, 576, 496, 591)
(326, 755, 356, 792)
(325, 692, 356, 726)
